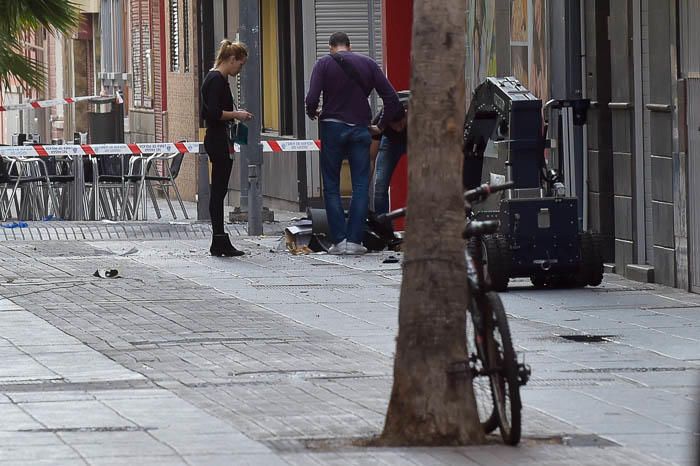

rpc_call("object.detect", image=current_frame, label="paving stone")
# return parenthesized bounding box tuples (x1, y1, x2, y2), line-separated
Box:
(0, 444, 82, 462)
(0, 231, 695, 464)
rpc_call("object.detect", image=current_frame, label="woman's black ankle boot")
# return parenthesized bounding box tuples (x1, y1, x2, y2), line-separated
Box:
(210, 234, 245, 257)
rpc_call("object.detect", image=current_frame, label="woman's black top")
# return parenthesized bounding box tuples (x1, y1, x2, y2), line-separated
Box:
(200, 70, 234, 156)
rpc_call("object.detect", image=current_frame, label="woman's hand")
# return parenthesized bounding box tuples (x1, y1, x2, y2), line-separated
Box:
(235, 110, 253, 122)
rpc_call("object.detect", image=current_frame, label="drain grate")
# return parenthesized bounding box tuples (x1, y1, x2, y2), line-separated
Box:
(234, 369, 366, 379)
(566, 366, 698, 374)
(591, 286, 656, 292)
(129, 336, 304, 346)
(558, 334, 617, 343)
(0, 379, 154, 393)
(527, 377, 618, 387)
(262, 437, 372, 453)
(20, 426, 156, 433)
(251, 283, 360, 289)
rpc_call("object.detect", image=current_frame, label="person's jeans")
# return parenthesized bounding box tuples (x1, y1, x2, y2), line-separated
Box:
(320, 121, 371, 244)
(372, 136, 407, 215)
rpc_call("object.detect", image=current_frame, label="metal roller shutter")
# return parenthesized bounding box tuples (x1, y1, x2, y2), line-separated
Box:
(314, 0, 383, 68)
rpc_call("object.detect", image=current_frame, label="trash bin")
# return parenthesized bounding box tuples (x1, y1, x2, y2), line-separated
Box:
(88, 96, 124, 143)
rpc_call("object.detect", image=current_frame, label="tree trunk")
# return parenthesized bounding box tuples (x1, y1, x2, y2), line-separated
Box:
(381, 0, 484, 446)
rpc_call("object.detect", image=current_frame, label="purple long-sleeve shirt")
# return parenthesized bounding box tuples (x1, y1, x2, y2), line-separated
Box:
(305, 51, 401, 129)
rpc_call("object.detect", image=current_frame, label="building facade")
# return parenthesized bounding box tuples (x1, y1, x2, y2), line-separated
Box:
(461, 0, 700, 291)
(10, 0, 699, 293)
(193, 0, 383, 211)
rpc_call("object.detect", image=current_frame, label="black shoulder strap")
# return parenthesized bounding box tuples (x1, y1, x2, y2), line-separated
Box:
(330, 53, 370, 95)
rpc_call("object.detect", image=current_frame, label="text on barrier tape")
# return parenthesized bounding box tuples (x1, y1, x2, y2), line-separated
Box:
(0, 140, 321, 157)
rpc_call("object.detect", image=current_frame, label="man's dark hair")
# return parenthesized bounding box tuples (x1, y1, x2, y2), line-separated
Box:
(329, 32, 351, 47)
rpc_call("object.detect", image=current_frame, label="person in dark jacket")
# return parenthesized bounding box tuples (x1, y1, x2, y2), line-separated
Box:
(305, 32, 401, 255)
(200, 39, 253, 257)
(369, 90, 409, 215)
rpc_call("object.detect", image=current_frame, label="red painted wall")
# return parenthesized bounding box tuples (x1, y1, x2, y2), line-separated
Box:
(382, 0, 412, 230)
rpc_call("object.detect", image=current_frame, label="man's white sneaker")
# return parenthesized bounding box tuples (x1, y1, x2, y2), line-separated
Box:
(328, 239, 347, 255)
(345, 242, 367, 255)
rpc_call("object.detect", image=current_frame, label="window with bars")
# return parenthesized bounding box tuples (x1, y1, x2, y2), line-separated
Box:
(132, 22, 153, 108)
(169, 0, 180, 72)
(182, 0, 189, 72)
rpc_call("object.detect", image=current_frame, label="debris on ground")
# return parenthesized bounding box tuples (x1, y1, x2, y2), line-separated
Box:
(93, 269, 120, 278)
(118, 247, 139, 256)
(283, 218, 331, 255)
(283, 208, 404, 255)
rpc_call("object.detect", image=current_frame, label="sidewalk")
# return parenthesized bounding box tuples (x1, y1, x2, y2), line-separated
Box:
(0, 224, 697, 465)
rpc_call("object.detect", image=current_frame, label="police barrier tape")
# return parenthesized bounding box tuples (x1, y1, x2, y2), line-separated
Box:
(0, 140, 322, 157)
(0, 94, 118, 112)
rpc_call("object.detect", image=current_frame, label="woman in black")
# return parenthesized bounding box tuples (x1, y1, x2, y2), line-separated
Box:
(200, 40, 253, 256)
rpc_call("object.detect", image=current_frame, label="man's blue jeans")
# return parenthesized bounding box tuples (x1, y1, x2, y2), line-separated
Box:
(320, 121, 371, 244)
(372, 136, 407, 215)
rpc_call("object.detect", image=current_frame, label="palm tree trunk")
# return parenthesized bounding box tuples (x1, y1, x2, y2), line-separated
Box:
(381, 0, 484, 446)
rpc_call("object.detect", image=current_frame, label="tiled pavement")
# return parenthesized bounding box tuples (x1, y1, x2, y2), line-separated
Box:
(0, 227, 696, 465)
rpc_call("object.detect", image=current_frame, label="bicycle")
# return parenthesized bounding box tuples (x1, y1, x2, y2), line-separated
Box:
(462, 181, 530, 445)
(376, 181, 530, 445)
(368, 182, 531, 445)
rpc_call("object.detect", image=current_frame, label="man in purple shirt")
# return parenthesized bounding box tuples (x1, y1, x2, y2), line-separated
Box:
(305, 31, 401, 255)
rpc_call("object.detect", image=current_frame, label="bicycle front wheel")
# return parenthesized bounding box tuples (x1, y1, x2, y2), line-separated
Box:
(483, 291, 522, 445)
(466, 296, 497, 433)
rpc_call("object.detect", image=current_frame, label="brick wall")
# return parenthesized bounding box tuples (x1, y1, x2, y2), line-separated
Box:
(164, 0, 200, 201)
(167, 73, 199, 200)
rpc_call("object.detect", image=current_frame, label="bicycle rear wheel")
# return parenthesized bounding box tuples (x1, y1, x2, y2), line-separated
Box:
(466, 297, 497, 433)
(483, 291, 522, 445)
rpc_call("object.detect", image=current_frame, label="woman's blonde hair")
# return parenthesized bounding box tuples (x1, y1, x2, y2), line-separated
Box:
(213, 39, 248, 68)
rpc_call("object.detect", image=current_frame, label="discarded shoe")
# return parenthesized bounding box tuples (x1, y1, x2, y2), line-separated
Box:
(345, 242, 367, 255)
(93, 269, 120, 278)
(210, 234, 245, 257)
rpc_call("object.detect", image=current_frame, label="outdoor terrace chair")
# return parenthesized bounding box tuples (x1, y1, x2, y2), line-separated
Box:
(0, 153, 59, 221)
(120, 150, 189, 220)
(91, 153, 133, 220)
(39, 155, 77, 219)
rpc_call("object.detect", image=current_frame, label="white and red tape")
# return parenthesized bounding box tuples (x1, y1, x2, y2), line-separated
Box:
(0, 140, 321, 157)
(0, 95, 109, 112)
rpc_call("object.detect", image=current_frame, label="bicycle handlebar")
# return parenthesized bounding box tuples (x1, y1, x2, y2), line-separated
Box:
(376, 207, 406, 223)
(462, 220, 500, 239)
(464, 181, 515, 203)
